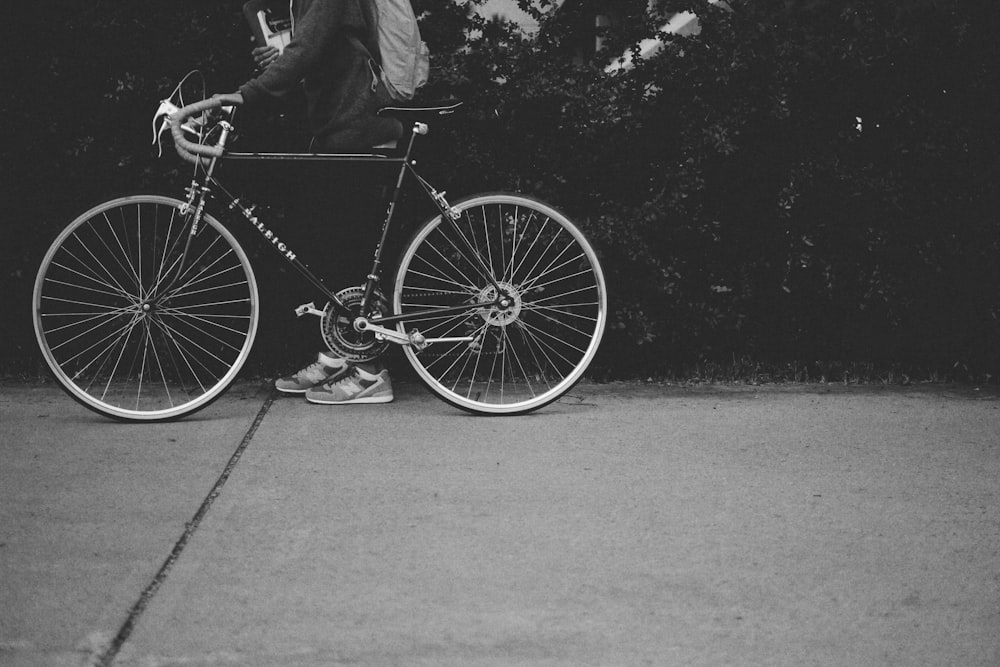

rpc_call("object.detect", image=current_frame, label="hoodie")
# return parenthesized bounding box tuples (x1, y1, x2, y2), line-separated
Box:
(239, 0, 402, 151)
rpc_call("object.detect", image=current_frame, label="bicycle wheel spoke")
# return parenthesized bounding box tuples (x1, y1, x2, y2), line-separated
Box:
(496, 204, 507, 285)
(521, 302, 600, 319)
(154, 315, 238, 370)
(512, 324, 556, 389)
(62, 234, 138, 303)
(157, 310, 247, 355)
(149, 317, 212, 394)
(44, 276, 135, 302)
(509, 216, 552, 284)
(70, 314, 143, 384)
(100, 317, 142, 401)
(442, 215, 499, 286)
(159, 238, 228, 300)
(167, 264, 246, 297)
(417, 314, 477, 340)
(404, 266, 478, 294)
(151, 207, 180, 298)
(520, 306, 599, 338)
(481, 205, 497, 280)
(50, 260, 131, 298)
(416, 230, 482, 291)
(146, 228, 193, 298)
(35, 197, 258, 420)
(93, 216, 142, 294)
(48, 308, 136, 353)
(146, 321, 177, 408)
(517, 317, 588, 360)
(505, 205, 539, 283)
(520, 257, 590, 294)
(162, 297, 255, 311)
(146, 221, 223, 300)
(155, 307, 253, 337)
(504, 327, 541, 395)
(513, 225, 568, 289)
(103, 211, 142, 293)
(42, 308, 134, 336)
(527, 285, 599, 306)
(167, 278, 250, 301)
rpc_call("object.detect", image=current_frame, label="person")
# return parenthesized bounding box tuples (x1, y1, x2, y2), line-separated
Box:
(215, 0, 402, 152)
(213, 0, 401, 405)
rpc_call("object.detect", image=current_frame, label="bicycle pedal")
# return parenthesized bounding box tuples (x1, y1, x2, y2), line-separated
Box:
(294, 302, 325, 318)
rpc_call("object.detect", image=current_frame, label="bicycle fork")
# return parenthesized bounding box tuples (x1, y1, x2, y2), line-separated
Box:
(155, 123, 233, 303)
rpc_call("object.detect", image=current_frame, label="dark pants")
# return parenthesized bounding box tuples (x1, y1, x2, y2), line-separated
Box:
(224, 158, 390, 364)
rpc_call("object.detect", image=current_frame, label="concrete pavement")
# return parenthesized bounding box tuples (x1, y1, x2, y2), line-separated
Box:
(1, 380, 999, 666)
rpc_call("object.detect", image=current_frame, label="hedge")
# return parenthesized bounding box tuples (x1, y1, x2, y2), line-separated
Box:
(3, 0, 999, 380)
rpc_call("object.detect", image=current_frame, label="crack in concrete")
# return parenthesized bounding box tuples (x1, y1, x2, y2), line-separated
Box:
(91, 391, 277, 667)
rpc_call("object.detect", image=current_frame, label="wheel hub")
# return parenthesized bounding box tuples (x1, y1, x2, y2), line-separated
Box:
(477, 283, 522, 327)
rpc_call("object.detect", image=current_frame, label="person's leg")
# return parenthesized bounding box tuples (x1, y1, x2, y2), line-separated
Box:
(277, 158, 395, 398)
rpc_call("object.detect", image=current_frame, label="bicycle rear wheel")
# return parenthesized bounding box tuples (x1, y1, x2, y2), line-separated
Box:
(33, 195, 259, 421)
(393, 193, 606, 414)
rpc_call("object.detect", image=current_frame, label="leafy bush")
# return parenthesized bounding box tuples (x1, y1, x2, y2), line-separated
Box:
(4, 0, 999, 380)
(422, 0, 1000, 377)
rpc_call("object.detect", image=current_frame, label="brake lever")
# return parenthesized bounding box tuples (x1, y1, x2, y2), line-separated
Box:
(152, 99, 178, 157)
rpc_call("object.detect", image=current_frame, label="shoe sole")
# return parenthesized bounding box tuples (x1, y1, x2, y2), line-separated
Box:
(305, 394, 394, 405)
(276, 369, 351, 394)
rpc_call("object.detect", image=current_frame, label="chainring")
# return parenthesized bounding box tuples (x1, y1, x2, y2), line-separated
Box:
(320, 286, 390, 363)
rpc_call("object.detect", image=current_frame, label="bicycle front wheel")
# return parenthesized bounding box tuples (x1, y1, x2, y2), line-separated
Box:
(394, 193, 607, 414)
(33, 195, 259, 421)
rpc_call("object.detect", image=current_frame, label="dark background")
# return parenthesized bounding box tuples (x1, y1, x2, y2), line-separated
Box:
(4, 0, 1000, 381)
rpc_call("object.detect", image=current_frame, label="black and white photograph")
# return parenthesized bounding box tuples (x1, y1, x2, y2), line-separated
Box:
(2, 1, 998, 664)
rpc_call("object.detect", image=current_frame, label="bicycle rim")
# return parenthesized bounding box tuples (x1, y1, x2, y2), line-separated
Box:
(394, 193, 607, 414)
(33, 195, 259, 421)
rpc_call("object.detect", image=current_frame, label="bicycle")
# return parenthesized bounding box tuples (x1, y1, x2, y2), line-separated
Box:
(32, 93, 607, 421)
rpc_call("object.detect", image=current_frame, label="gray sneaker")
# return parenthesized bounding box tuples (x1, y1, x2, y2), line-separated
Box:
(274, 353, 350, 394)
(305, 366, 394, 405)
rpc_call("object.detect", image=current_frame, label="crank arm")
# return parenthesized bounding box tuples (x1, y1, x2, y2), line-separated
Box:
(355, 320, 410, 345)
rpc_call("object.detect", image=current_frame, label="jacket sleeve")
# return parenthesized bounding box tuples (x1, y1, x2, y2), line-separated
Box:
(239, 0, 346, 105)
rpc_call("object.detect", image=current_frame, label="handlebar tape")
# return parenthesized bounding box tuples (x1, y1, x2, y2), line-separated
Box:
(169, 98, 227, 165)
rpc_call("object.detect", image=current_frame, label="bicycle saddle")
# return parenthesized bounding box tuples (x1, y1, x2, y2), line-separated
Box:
(377, 100, 463, 122)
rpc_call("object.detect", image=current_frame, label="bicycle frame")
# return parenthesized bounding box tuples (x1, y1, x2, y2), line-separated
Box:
(172, 120, 505, 348)
(36, 97, 607, 419)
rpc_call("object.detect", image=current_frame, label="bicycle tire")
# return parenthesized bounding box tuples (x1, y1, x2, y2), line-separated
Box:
(393, 193, 607, 415)
(33, 195, 259, 421)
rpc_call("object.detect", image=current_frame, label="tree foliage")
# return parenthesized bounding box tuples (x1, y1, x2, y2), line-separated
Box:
(425, 0, 1000, 376)
(4, 0, 1000, 378)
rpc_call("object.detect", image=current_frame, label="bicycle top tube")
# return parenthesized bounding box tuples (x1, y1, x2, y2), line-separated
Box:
(223, 150, 408, 163)
(162, 97, 462, 167)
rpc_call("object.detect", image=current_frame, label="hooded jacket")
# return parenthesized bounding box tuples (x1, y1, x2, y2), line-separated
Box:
(239, 0, 402, 151)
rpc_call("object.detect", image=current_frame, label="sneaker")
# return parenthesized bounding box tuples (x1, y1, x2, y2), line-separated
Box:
(274, 353, 350, 394)
(305, 366, 394, 405)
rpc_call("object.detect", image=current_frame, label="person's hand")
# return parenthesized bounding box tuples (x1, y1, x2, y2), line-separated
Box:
(211, 92, 244, 106)
(253, 45, 280, 71)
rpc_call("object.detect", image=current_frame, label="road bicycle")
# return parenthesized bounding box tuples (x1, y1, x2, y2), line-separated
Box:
(32, 92, 607, 421)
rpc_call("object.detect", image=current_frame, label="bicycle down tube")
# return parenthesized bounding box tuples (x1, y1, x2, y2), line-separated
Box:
(187, 123, 507, 329)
